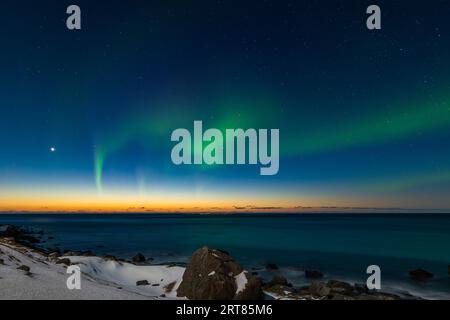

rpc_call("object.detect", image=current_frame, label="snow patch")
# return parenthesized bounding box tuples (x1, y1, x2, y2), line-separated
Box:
(235, 271, 248, 294)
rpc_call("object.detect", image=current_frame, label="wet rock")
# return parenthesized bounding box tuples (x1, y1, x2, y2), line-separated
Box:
(136, 280, 150, 286)
(177, 246, 262, 300)
(305, 270, 323, 279)
(132, 253, 146, 263)
(409, 269, 434, 281)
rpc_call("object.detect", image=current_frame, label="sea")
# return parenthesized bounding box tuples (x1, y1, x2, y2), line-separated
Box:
(1, 213, 449, 299)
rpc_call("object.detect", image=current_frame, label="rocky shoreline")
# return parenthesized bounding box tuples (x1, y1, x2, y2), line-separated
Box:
(1, 224, 446, 300)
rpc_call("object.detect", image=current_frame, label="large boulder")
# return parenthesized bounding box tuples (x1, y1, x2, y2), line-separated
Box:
(177, 247, 263, 300)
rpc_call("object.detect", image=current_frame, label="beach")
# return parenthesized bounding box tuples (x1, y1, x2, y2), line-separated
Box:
(1, 214, 450, 300)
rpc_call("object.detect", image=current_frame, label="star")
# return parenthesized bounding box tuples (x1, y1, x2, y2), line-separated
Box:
(50, 147, 56, 152)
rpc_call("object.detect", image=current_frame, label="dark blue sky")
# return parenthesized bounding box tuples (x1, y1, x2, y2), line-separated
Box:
(1, 1, 450, 211)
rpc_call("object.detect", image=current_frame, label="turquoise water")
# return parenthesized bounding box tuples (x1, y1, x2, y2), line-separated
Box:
(1, 213, 449, 298)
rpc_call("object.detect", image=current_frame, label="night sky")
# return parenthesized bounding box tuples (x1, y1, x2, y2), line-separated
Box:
(1, 1, 450, 212)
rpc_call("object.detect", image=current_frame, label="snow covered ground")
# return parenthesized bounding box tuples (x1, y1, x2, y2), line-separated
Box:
(0, 239, 185, 300)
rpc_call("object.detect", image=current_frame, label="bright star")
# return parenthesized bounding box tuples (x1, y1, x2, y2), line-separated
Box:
(50, 147, 56, 152)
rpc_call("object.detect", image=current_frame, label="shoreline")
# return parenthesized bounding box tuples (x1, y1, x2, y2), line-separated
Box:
(1, 224, 438, 300)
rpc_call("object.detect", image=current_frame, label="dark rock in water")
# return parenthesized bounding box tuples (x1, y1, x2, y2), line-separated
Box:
(17, 265, 30, 272)
(309, 281, 331, 297)
(132, 253, 146, 263)
(327, 280, 354, 294)
(265, 263, 279, 271)
(177, 246, 262, 300)
(55, 258, 71, 266)
(305, 270, 323, 279)
(268, 275, 288, 287)
(136, 280, 150, 286)
(409, 269, 434, 281)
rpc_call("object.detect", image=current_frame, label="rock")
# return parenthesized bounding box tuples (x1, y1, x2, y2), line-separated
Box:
(63, 251, 78, 256)
(103, 255, 118, 261)
(409, 269, 434, 281)
(0, 225, 20, 238)
(48, 252, 60, 259)
(55, 258, 71, 266)
(268, 275, 288, 287)
(136, 280, 150, 286)
(17, 265, 30, 272)
(164, 281, 177, 293)
(81, 251, 94, 257)
(177, 246, 262, 300)
(0, 258, 4, 265)
(305, 270, 323, 279)
(309, 281, 331, 297)
(354, 283, 369, 294)
(264, 284, 296, 297)
(132, 253, 146, 263)
(327, 280, 354, 294)
(265, 263, 279, 271)
(0, 225, 41, 244)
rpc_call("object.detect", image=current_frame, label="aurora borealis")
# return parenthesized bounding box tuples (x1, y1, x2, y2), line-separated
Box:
(1, 0, 450, 212)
